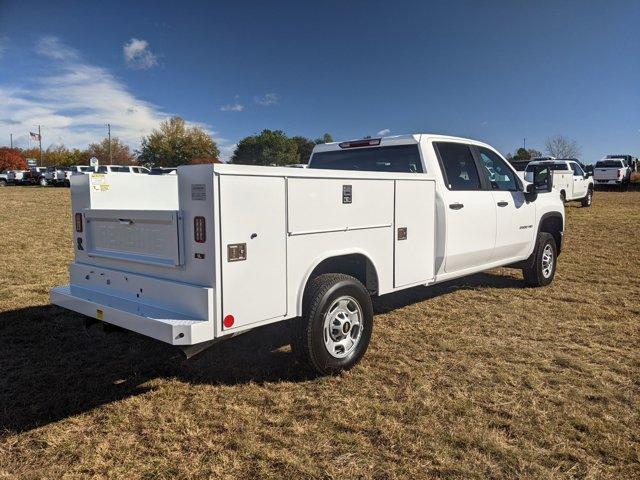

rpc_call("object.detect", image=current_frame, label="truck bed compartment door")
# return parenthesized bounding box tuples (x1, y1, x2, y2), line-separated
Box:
(394, 180, 436, 287)
(84, 209, 184, 267)
(219, 175, 287, 330)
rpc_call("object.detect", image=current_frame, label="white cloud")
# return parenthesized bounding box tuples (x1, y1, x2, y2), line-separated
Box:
(0, 36, 233, 157)
(377, 128, 391, 137)
(220, 103, 244, 112)
(254, 93, 278, 106)
(123, 38, 158, 69)
(35, 36, 78, 61)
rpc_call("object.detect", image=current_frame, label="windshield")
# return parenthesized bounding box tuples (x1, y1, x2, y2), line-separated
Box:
(596, 160, 623, 168)
(309, 145, 423, 173)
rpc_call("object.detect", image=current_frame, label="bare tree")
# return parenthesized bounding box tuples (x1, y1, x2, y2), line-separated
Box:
(545, 135, 580, 159)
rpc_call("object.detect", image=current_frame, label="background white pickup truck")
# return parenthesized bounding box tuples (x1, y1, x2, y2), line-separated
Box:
(593, 157, 632, 190)
(51, 134, 564, 374)
(525, 159, 594, 207)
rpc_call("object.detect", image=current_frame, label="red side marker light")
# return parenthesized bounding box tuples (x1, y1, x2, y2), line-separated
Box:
(223, 315, 235, 328)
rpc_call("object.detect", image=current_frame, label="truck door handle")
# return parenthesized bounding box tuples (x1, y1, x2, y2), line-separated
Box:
(497, 201, 508, 207)
(449, 203, 464, 210)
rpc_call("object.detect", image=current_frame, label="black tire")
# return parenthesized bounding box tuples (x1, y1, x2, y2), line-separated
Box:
(523, 232, 557, 287)
(0, 180, 6, 187)
(290, 273, 373, 375)
(580, 187, 593, 207)
(39, 178, 48, 186)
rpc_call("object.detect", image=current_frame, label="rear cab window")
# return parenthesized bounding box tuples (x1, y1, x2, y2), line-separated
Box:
(309, 144, 423, 173)
(596, 160, 623, 168)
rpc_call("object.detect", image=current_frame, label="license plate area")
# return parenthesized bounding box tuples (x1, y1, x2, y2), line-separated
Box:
(84, 209, 184, 267)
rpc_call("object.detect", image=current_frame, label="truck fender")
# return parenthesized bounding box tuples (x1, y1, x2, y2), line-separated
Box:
(296, 249, 380, 316)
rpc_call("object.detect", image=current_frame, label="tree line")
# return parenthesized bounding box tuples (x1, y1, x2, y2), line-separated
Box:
(2, 121, 584, 173)
(1, 116, 333, 171)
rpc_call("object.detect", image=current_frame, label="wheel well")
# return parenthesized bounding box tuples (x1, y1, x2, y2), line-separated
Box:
(307, 254, 379, 294)
(539, 214, 563, 255)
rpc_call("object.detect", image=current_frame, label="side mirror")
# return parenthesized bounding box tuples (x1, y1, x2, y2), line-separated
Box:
(532, 165, 553, 192)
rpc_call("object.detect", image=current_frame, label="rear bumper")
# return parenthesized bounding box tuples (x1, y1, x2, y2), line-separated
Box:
(50, 263, 215, 345)
(594, 179, 622, 184)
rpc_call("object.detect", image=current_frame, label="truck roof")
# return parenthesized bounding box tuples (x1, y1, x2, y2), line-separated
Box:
(312, 134, 499, 154)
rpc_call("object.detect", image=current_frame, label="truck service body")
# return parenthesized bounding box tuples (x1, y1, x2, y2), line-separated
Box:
(51, 134, 564, 374)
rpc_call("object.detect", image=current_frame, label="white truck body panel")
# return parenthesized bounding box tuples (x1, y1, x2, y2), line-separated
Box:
(51, 134, 564, 349)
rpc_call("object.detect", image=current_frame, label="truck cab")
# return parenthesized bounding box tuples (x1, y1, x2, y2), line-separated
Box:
(310, 135, 564, 277)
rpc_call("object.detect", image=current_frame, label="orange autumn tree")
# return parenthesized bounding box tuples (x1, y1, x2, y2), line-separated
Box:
(0, 148, 28, 171)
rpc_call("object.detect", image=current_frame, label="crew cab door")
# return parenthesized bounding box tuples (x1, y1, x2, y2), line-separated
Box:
(433, 142, 496, 273)
(475, 147, 536, 261)
(569, 162, 588, 198)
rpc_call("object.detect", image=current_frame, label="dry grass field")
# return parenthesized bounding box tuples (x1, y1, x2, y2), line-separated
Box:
(0, 187, 638, 479)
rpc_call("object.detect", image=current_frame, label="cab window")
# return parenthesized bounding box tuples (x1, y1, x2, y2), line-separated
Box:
(434, 142, 481, 190)
(477, 147, 518, 191)
(570, 162, 584, 176)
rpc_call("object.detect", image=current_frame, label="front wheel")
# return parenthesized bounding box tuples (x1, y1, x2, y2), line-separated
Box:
(39, 178, 48, 186)
(523, 232, 557, 287)
(290, 273, 373, 375)
(581, 187, 593, 207)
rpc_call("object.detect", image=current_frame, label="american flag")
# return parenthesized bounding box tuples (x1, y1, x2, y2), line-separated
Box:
(30, 131, 41, 141)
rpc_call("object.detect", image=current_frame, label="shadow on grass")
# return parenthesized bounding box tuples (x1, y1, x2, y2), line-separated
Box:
(0, 271, 522, 433)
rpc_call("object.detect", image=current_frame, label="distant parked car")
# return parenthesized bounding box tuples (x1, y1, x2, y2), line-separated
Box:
(97, 165, 150, 174)
(6, 170, 34, 185)
(148, 167, 177, 175)
(0, 171, 9, 187)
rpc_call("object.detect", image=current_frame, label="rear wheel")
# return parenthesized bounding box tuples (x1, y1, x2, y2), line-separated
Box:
(523, 232, 557, 287)
(0, 179, 6, 187)
(290, 273, 373, 375)
(581, 187, 593, 207)
(39, 177, 48, 186)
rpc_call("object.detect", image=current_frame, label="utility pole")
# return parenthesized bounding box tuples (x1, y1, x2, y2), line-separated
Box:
(107, 123, 112, 164)
(523, 138, 526, 150)
(10, 133, 12, 149)
(38, 125, 42, 167)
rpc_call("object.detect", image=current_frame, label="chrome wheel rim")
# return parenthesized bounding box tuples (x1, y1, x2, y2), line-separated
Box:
(541, 244, 554, 278)
(323, 296, 363, 358)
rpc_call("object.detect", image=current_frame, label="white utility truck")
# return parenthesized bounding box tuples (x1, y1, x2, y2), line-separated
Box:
(51, 135, 564, 374)
(525, 159, 594, 207)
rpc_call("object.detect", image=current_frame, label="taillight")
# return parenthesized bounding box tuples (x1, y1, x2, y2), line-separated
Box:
(194, 216, 206, 243)
(75, 213, 83, 232)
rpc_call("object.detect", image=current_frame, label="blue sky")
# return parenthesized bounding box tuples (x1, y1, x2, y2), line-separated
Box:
(0, 0, 638, 162)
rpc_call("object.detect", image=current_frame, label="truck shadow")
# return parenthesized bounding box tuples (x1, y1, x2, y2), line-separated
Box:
(0, 271, 522, 433)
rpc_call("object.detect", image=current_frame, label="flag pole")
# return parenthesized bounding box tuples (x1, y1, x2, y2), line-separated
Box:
(38, 125, 42, 167)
